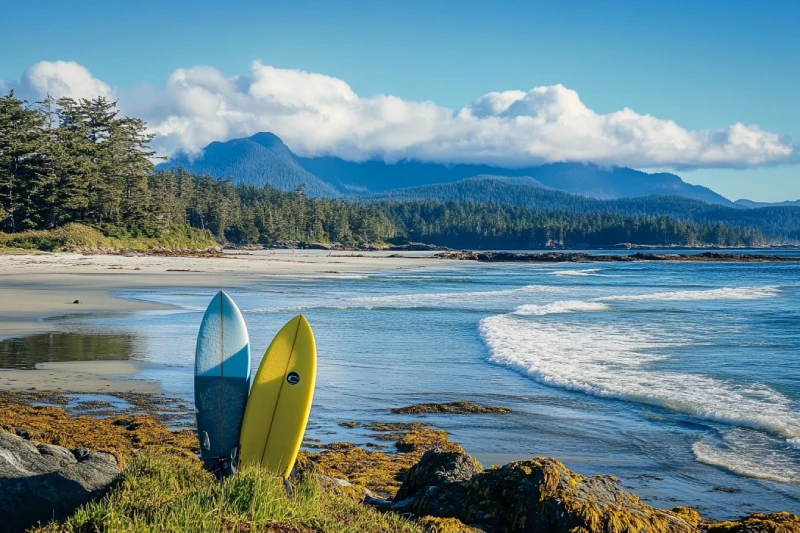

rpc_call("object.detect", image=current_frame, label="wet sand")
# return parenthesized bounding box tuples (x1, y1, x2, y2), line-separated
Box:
(0, 361, 161, 393)
(0, 249, 443, 392)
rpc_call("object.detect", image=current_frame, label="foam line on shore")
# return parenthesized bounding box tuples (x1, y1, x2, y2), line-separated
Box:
(354, 284, 562, 305)
(479, 315, 800, 440)
(513, 301, 610, 316)
(597, 286, 779, 302)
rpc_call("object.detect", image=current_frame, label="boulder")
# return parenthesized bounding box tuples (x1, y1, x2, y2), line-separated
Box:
(417, 516, 484, 532)
(0, 430, 121, 532)
(393, 450, 698, 533)
(393, 449, 483, 506)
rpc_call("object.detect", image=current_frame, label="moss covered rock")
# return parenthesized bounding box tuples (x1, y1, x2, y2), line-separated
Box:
(704, 512, 800, 532)
(417, 516, 483, 533)
(392, 402, 511, 415)
(394, 451, 699, 533)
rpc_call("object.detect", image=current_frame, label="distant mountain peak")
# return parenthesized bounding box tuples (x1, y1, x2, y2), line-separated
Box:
(157, 132, 338, 196)
(247, 132, 286, 149)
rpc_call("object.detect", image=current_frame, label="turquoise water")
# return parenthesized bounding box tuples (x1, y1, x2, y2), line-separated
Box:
(28, 257, 800, 518)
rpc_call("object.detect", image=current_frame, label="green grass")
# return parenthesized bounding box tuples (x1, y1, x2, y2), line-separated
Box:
(0, 223, 218, 252)
(0, 246, 38, 254)
(32, 453, 422, 533)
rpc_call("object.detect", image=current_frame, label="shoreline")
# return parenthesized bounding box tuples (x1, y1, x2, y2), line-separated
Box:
(0, 250, 445, 391)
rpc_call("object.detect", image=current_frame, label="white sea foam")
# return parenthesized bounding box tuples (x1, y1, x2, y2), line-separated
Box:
(354, 284, 562, 305)
(246, 305, 353, 314)
(275, 273, 370, 280)
(479, 315, 800, 439)
(513, 300, 610, 316)
(789, 438, 800, 449)
(692, 435, 800, 484)
(245, 305, 310, 314)
(552, 268, 602, 277)
(598, 286, 780, 302)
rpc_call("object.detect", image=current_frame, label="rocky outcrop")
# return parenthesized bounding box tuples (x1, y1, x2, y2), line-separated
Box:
(393, 450, 698, 533)
(704, 512, 800, 532)
(391, 402, 511, 415)
(266, 240, 345, 250)
(0, 430, 121, 532)
(391, 450, 483, 516)
(417, 516, 483, 533)
(387, 243, 451, 252)
(434, 251, 800, 263)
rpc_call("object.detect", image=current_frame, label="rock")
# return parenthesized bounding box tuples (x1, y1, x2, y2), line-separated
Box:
(387, 243, 452, 252)
(704, 512, 800, 532)
(672, 506, 701, 527)
(72, 299, 80, 304)
(393, 451, 698, 533)
(712, 486, 741, 493)
(433, 251, 800, 264)
(266, 240, 346, 250)
(315, 474, 382, 503)
(417, 516, 484, 533)
(394, 450, 483, 504)
(363, 494, 393, 510)
(391, 402, 511, 415)
(0, 429, 121, 532)
(395, 429, 465, 454)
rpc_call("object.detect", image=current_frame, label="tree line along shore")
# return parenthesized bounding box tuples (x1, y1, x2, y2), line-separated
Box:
(0, 92, 772, 253)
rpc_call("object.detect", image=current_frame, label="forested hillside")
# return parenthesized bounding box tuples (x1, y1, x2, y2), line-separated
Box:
(159, 133, 339, 196)
(0, 92, 770, 248)
(295, 153, 732, 204)
(381, 201, 764, 249)
(369, 176, 800, 240)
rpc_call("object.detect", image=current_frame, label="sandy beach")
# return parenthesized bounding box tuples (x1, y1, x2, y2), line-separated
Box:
(0, 249, 443, 392)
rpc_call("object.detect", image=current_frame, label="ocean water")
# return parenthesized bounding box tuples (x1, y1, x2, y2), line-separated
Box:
(7, 256, 800, 518)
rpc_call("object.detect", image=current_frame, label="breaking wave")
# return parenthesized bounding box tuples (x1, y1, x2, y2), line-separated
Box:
(479, 315, 800, 440)
(354, 284, 562, 305)
(552, 268, 602, 277)
(598, 286, 780, 302)
(513, 300, 610, 316)
(693, 432, 800, 484)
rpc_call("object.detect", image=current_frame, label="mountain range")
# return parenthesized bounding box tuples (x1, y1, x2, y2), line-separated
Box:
(733, 199, 800, 209)
(158, 132, 740, 204)
(157, 133, 799, 228)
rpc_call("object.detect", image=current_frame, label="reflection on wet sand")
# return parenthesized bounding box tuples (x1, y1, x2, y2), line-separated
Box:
(0, 332, 139, 369)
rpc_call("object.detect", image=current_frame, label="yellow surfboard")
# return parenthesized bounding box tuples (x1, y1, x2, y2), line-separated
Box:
(239, 314, 317, 477)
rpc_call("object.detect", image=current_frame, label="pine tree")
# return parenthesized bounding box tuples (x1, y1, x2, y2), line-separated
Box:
(0, 91, 48, 232)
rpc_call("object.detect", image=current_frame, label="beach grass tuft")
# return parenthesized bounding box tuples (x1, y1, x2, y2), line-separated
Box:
(31, 453, 421, 533)
(0, 223, 218, 252)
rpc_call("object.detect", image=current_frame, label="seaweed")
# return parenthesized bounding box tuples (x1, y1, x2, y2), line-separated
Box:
(391, 402, 511, 415)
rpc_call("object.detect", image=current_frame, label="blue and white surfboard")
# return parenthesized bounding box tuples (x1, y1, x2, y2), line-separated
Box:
(194, 291, 251, 471)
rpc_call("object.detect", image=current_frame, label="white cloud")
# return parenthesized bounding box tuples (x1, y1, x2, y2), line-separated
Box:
(5, 60, 795, 170)
(22, 61, 113, 101)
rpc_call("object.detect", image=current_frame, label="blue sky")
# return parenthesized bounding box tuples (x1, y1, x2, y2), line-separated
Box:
(2, 0, 798, 201)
